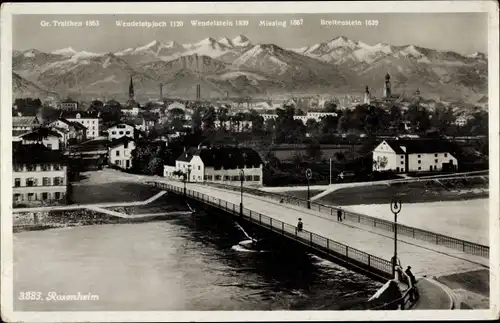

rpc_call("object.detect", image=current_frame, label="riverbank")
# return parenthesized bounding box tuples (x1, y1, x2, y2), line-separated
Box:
(436, 269, 490, 309)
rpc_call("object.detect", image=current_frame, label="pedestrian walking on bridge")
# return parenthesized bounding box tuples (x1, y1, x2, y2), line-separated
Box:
(297, 218, 303, 232)
(337, 208, 343, 222)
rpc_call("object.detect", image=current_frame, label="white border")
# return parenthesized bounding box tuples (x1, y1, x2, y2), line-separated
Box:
(1, 1, 499, 322)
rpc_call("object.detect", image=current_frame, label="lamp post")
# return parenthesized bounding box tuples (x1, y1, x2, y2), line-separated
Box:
(306, 168, 312, 209)
(239, 169, 244, 217)
(390, 199, 402, 279)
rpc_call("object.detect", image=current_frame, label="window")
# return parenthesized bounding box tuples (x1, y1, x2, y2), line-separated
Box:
(231, 175, 239, 181)
(26, 164, 36, 171)
(253, 175, 260, 181)
(54, 192, 61, 200)
(116, 160, 121, 166)
(224, 176, 230, 181)
(27, 193, 35, 201)
(13, 194, 22, 202)
(14, 164, 23, 172)
(42, 192, 48, 200)
(204, 175, 207, 180)
(215, 175, 221, 181)
(418, 160, 421, 164)
(126, 131, 131, 135)
(418, 154, 421, 158)
(400, 155, 404, 159)
(41, 164, 50, 171)
(396, 167, 400, 172)
(208, 175, 213, 180)
(14, 178, 21, 187)
(112, 131, 116, 135)
(435, 159, 438, 163)
(198, 176, 201, 180)
(444, 153, 448, 157)
(26, 178, 36, 187)
(245, 175, 252, 181)
(119, 131, 124, 135)
(43, 177, 51, 186)
(418, 167, 421, 170)
(54, 164, 61, 171)
(124, 142, 128, 149)
(53, 177, 61, 186)
(400, 161, 404, 165)
(116, 151, 120, 156)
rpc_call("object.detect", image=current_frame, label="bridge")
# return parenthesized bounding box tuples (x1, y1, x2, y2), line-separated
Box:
(148, 179, 489, 308)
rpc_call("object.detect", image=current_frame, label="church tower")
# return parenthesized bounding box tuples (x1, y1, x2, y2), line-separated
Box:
(128, 76, 135, 100)
(383, 73, 391, 98)
(363, 85, 371, 105)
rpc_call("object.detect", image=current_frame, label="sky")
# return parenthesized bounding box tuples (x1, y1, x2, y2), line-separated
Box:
(12, 13, 488, 55)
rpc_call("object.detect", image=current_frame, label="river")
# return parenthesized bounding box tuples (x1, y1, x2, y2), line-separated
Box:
(14, 209, 381, 311)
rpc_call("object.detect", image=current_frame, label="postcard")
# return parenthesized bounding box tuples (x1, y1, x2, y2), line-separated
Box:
(1, 1, 498, 322)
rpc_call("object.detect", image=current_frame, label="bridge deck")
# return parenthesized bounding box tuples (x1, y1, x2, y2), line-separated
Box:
(164, 180, 488, 279)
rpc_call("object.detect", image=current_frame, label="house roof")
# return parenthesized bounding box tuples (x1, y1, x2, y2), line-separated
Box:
(20, 128, 62, 140)
(57, 117, 87, 130)
(13, 143, 66, 164)
(61, 111, 99, 119)
(176, 146, 263, 169)
(12, 116, 39, 127)
(383, 139, 456, 154)
(109, 136, 135, 148)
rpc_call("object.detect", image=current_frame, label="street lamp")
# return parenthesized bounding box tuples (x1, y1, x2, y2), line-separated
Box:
(306, 168, 312, 209)
(239, 169, 244, 217)
(390, 199, 402, 278)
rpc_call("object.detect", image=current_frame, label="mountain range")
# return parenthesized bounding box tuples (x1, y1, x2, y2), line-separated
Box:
(12, 35, 488, 104)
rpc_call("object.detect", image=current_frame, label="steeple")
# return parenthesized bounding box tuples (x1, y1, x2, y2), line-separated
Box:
(383, 73, 391, 98)
(363, 85, 371, 105)
(128, 75, 134, 100)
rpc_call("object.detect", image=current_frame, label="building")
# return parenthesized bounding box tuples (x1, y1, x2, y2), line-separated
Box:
(106, 123, 135, 140)
(12, 116, 40, 134)
(108, 137, 136, 170)
(49, 118, 87, 146)
(260, 112, 337, 125)
(213, 120, 253, 132)
(60, 98, 79, 111)
(19, 128, 62, 150)
(12, 143, 68, 206)
(372, 139, 458, 173)
(454, 116, 469, 127)
(61, 111, 101, 138)
(164, 146, 263, 186)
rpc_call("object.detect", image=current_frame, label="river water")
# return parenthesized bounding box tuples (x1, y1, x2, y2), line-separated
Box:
(14, 210, 381, 311)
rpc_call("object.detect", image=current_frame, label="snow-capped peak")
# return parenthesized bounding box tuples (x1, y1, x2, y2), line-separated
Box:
(468, 51, 486, 59)
(218, 37, 234, 48)
(195, 37, 218, 46)
(400, 45, 424, 58)
(327, 36, 358, 49)
(52, 47, 77, 56)
(135, 40, 163, 52)
(232, 35, 251, 47)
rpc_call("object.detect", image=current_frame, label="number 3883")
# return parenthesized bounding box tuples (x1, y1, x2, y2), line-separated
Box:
(19, 291, 42, 300)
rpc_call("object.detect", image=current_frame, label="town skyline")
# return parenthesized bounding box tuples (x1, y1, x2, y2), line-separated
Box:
(13, 13, 488, 55)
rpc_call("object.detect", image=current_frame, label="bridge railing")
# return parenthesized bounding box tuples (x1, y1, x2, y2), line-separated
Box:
(151, 181, 394, 281)
(190, 181, 489, 259)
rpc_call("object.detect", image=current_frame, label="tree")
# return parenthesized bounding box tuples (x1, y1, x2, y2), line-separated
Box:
(306, 140, 322, 161)
(324, 101, 338, 113)
(202, 106, 217, 131)
(88, 100, 104, 113)
(337, 110, 350, 133)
